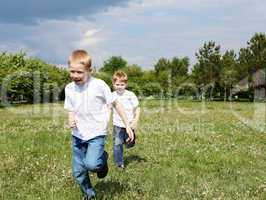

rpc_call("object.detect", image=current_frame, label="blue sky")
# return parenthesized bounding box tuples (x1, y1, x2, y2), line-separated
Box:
(0, 0, 265, 69)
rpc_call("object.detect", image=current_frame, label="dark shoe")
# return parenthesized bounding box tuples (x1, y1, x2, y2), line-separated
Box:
(97, 151, 108, 179)
(83, 195, 95, 200)
(118, 164, 125, 170)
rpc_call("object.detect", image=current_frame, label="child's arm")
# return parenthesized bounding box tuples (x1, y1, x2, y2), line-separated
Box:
(112, 100, 134, 142)
(68, 112, 77, 128)
(130, 106, 140, 130)
(106, 104, 112, 123)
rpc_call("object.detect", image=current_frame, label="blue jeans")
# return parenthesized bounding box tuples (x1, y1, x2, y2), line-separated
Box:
(72, 135, 107, 196)
(113, 126, 135, 166)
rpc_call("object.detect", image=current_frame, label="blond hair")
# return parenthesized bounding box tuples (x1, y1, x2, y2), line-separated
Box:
(112, 71, 128, 83)
(68, 49, 92, 70)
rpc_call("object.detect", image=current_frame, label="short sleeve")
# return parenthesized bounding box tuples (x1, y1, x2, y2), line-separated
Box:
(64, 87, 74, 112)
(131, 92, 139, 108)
(101, 81, 117, 105)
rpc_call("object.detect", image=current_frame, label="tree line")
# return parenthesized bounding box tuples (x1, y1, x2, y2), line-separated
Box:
(0, 52, 69, 104)
(0, 33, 265, 104)
(97, 32, 265, 101)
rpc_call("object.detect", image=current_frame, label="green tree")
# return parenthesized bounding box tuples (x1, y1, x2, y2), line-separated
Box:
(140, 82, 162, 97)
(192, 41, 222, 99)
(238, 33, 266, 100)
(100, 56, 127, 74)
(124, 64, 143, 78)
(0, 52, 69, 104)
(170, 57, 190, 93)
(220, 50, 238, 101)
(141, 70, 156, 83)
(246, 32, 266, 72)
(154, 58, 171, 75)
(170, 57, 189, 78)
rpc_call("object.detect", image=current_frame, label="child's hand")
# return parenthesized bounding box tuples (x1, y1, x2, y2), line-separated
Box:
(68, 113, 77, 128)
(125, 126, 134, 143)
(69, 120, 77, 128)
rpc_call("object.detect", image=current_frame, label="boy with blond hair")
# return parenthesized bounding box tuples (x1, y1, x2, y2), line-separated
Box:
(64, 50, 134, 200)
(111, 71, 140, 169)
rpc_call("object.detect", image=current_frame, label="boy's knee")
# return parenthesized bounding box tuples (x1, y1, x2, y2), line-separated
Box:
(114, 136, 123, 146)
(84, 160, 102, 172)
(72, 168, 84, 181)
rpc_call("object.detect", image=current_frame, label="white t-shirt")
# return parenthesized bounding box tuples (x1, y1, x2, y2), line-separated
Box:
(64, 77, 116, 140)
(112, 90, 139, 128)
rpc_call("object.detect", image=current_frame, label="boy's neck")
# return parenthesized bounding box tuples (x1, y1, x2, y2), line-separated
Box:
(75, 75, 92, 87)
(116, 89, 126, 95)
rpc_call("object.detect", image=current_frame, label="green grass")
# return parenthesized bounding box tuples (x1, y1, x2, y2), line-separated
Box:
(0, 100, 265, 200)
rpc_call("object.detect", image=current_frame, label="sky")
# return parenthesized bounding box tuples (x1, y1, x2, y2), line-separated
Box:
(0, 0, 266, 69)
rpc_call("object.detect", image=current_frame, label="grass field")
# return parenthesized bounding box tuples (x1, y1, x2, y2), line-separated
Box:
(0, 100, 265, 200)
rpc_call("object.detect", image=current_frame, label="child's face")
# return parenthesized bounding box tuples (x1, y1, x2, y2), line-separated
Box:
(69, 63, 90, 85)
(113, 79, 127, 94)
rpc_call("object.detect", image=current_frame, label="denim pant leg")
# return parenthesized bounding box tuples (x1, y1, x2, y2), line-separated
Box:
(84, 135, 107, 172)
(72, 136, 92, 195)
(113, 126, 125, 166)
(72, 135, 107, 196)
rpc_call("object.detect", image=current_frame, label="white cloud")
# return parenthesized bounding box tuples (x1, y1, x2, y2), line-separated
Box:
(94, 0, 266, 67)
(77, 28, 103, 47)
(0, 19, 107, 65)
(0, 0, 265, 69)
